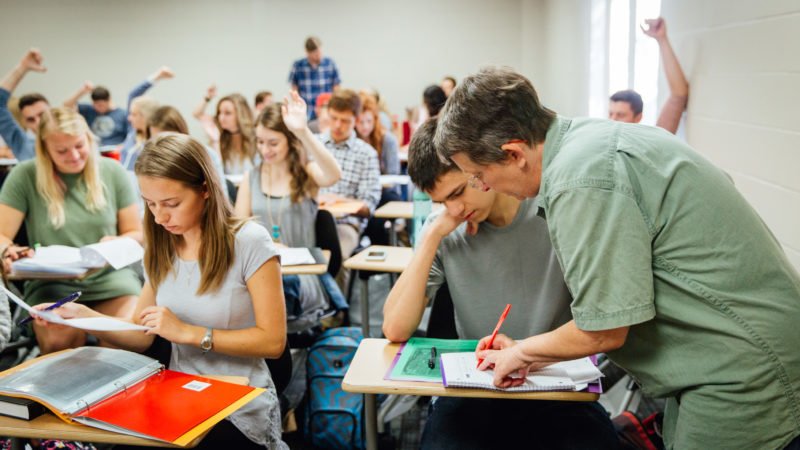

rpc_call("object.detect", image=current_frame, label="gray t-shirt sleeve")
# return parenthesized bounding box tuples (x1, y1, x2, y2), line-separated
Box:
(237, 221, 280, 281)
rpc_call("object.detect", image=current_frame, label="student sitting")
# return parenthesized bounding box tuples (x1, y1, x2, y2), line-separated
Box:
(63, 83, 129, 150)
(234, 93, 342, 333)
(0, 107, 142, 354)
(119, 65, 175, 170)
(192, 85, 256, 175)
(39, 133, 289, 449)
(0, 48, 49, 161)
(316, 89, 381, 288)
(382, 119, 619, 450)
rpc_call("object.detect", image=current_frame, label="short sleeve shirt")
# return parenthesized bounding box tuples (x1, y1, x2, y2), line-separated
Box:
(78, 105, 129, 146)
(538, 116, 800, 449)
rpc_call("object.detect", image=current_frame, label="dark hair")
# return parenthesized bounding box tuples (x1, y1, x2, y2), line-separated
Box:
(423, 85, 447, 117)
(328, 89, 362, 116)
(256, 104, 317, 203)
(18, 93, 48, 111)
(609, 89, 643, 116)
(147, 105, 189, 138)
(435, 66, 556, 165)
(90, 87, 110, 101)
(255, 91, 272, 105)
(305, 36, 321, 52)
(408, 119, 456, 193)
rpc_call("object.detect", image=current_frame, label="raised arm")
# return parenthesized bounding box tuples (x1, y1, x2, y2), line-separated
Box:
(643, 17, 689, 134)
(192, 84, 216, 120)
(63, 81, 94, 111)
(383, 212, 463, 341)
(282, 91, 342, 187)
(0, 48, 46, 94)
(127, 66, 174, 111)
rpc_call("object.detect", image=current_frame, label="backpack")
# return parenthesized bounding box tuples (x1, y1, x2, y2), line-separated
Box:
(304, 327, 365, 450)
(613, 411, 665, 450)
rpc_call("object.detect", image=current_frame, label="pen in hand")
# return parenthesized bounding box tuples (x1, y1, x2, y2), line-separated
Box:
(18, 291, 82, 326)
(477, 304, 511, 369)
(2, 246, 31, 259)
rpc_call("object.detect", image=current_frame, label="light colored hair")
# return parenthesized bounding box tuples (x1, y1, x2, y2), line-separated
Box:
(130, 96, 159, 144)
(36, 107, 107, 228)
(134, 132, 245, 295)
(357, 93, 387, 170)
(215, 93, 255, 171)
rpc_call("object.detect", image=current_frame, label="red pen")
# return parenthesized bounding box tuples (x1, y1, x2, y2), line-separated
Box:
(477, 304, 511, 368)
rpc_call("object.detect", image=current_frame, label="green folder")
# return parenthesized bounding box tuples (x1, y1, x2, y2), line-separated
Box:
(385, 337, 480, 382)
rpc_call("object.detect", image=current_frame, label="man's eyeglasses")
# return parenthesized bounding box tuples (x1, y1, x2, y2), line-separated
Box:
(467, 173, 485, 190)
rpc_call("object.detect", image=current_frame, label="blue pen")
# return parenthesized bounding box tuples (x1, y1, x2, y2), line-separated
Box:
(18, 291, 82, 326)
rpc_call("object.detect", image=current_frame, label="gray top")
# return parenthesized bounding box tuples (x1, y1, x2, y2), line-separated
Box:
(248, 165, 328, 333)
(423, 197, 572, 340)
(0, 293, 10, 351)
(148, 221, 287, 449)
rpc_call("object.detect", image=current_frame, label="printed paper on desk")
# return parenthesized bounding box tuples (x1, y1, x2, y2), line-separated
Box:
(2, 286, 148, 332)
(278, 248, 316, 266)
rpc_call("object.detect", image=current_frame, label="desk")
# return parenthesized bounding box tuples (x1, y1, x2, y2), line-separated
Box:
(7, 266, 105, 281)
(343, 245, 412, 338)
(319, 200, 366, 219)
(373, 202, 443, 245)
(343, 338, 599, 450)
(0, 354, 248, 449)
(280, 249, 330, 275)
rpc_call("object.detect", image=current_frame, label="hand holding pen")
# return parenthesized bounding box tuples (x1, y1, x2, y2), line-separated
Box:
(1, 245, 34, 273)
(476, 304, 511, 368)
(19, 291, 82, 327)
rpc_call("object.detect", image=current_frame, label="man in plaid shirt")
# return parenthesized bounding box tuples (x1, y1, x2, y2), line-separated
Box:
(288, 36, 341, 120)
(317, 89, 381, 289)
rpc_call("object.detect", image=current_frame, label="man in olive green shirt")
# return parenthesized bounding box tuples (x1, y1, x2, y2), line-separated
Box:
(434, 67, 800, 449)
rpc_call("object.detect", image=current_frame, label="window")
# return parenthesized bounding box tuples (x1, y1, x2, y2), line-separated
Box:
(589, 0, 662, 124)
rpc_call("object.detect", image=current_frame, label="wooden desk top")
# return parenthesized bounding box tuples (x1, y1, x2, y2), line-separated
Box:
(0, 351, 248, 447)
(343, 246, 413, 273)
(319, 200, 366, 218)
(342, 339, 599, 401)
(7, 266, 105, 281)
(281, 249, 330, 275)
(373, 201, 444, 220)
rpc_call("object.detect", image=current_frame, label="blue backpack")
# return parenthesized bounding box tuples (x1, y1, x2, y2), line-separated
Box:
(304, 327, 365, 449)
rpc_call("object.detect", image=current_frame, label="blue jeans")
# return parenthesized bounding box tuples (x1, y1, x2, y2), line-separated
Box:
(421, 397, 619, 450)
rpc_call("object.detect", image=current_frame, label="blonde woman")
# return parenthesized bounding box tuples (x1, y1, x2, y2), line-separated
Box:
(120, 66, 174, 170)
(0, 107, 142, 354)
(40, 133, 288, 449)
(193, 86, 256, 175)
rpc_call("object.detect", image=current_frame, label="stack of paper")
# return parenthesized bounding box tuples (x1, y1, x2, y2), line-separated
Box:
(278, 248, 316, 266)
(11, 238, 144, 274)
(440, 352, 603, 392)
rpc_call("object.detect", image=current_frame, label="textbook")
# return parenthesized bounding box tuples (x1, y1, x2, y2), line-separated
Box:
(11, 238, 144, 275)
(440, 352, 603, 392)
(0, 347, 264, 446)
(0, 394, 45, 420)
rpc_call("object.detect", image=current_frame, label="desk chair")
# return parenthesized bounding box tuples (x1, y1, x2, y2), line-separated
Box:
(226, 178, 238, 205)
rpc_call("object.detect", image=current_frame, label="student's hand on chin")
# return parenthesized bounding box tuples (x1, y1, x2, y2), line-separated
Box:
(139, 305, 188, 343)
(430, 211, 464, 238)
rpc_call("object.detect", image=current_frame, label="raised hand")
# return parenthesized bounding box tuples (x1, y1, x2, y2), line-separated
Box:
(206, 84, 217, 99)
(281, 90, 308, 134)
(154, 66, 174, 81)
(641, 17, 667, 40)
(81, 81, 95, 94)
(20, 48, 46, 73)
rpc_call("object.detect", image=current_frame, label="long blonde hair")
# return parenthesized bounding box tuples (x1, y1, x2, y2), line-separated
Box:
(36, 107, 106, 228)
(215, 93, 255, 170)
(130, 96, 159, 145)
(134, 132, 247, 294)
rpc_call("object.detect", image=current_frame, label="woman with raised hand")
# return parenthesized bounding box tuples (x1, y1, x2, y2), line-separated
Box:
(0, 107, 142, 354)
(193, 85, 256, 175)
(234, 91, 341, 333)
(37, 133, 288, 449)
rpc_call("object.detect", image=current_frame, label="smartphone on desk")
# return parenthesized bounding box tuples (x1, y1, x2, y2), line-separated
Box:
(365, 250, 387, 261)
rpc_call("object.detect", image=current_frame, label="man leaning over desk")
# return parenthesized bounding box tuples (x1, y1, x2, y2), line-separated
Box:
(382, 119, 619, 450)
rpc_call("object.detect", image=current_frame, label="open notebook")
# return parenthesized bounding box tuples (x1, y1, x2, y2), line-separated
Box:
(440, 352, 603, 392)
(11, 238, 144, 275)
(0, 347, 263, 446)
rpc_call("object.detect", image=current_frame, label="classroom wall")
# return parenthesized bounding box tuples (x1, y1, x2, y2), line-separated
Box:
(660, 1, 800, 270)
(0, 0, 528, 138)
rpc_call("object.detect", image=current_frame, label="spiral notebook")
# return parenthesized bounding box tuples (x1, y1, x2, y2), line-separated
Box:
(440, 352, 603, 392)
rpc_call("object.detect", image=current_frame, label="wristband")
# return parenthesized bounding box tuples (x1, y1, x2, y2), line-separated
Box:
(204, 96, 212, 102)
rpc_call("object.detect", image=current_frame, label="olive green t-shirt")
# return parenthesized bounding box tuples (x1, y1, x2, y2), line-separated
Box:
(539, 116, 800, 449)
(0, 158, 141, 304)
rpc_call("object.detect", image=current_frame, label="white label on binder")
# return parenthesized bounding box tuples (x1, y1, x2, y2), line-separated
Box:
(182, 381, 211, 392)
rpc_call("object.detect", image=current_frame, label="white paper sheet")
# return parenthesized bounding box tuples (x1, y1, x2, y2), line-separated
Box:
(2, 286, 148, 332)
(81, 238, 144, 269)
(278, 248, 316, 266)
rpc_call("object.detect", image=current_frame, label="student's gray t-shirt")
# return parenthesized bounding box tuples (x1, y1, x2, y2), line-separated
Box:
(146, 221, 287, 449)
(423, 197, 572, 340)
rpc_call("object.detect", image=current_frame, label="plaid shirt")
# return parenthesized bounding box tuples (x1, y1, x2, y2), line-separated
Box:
(288, 57, 340, 119)
(318, 132, 381, 230)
